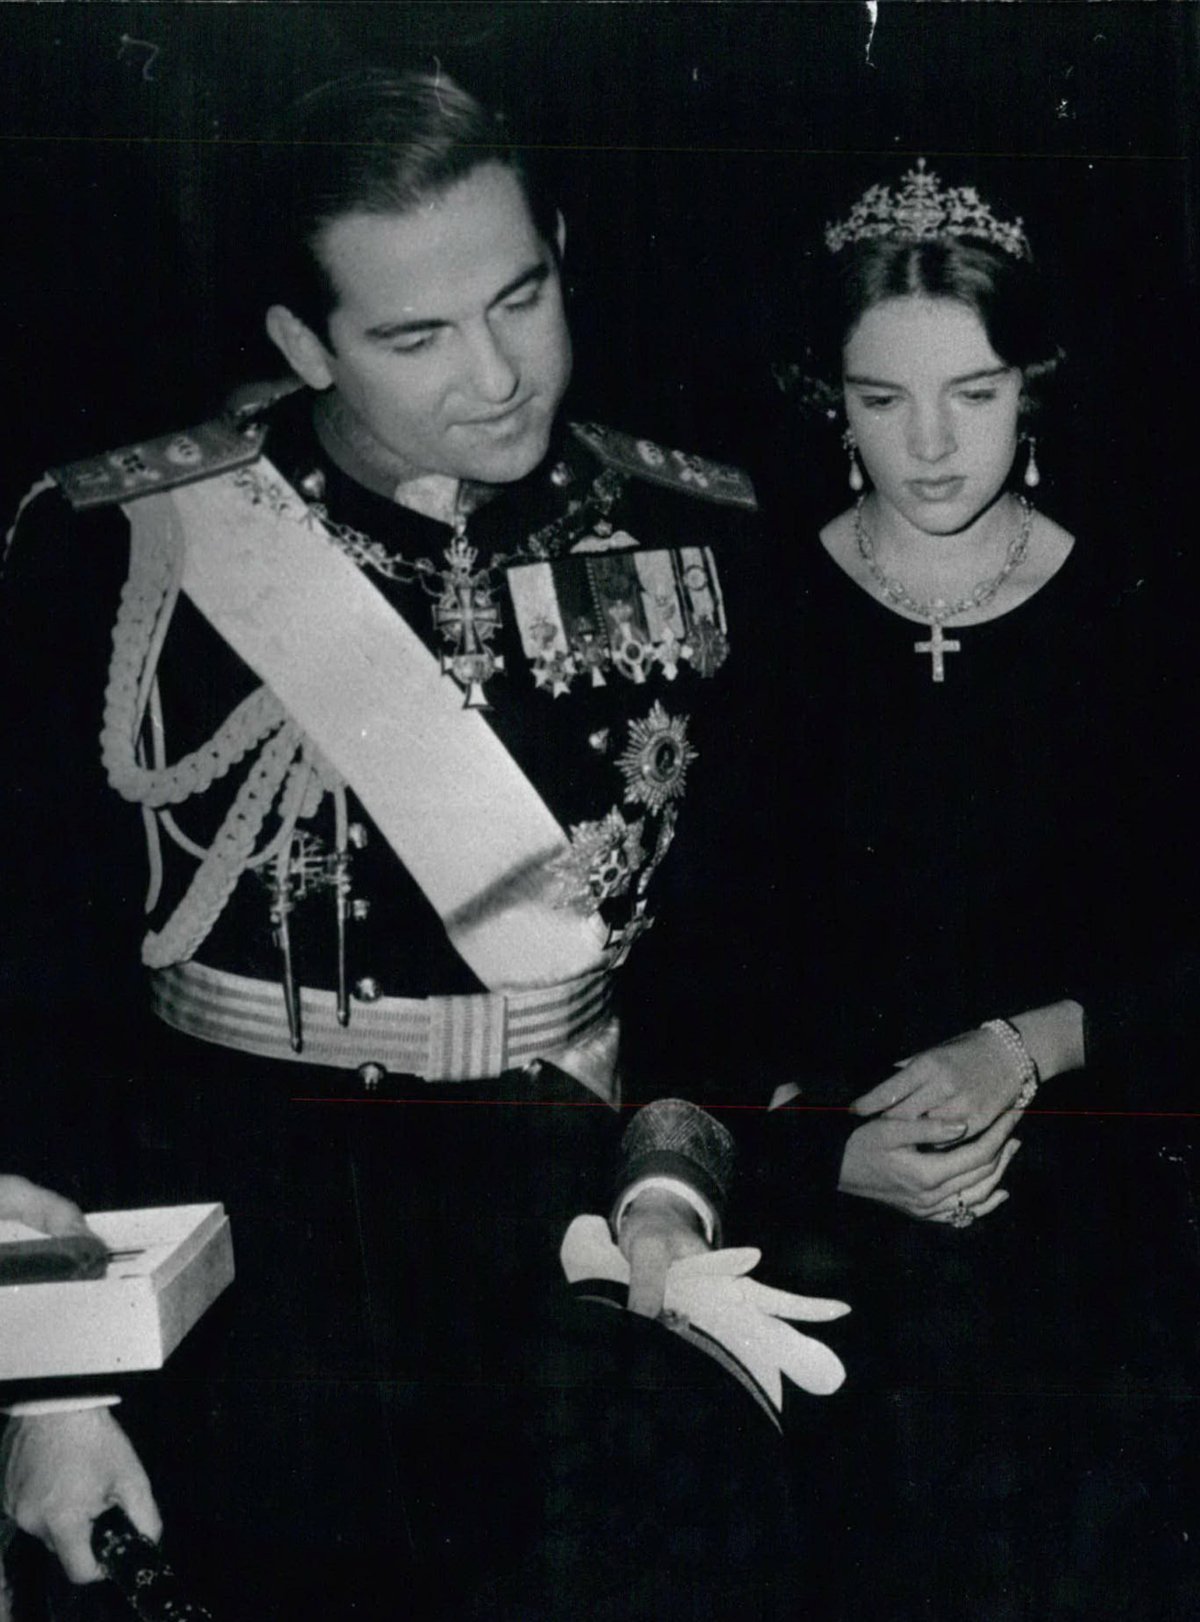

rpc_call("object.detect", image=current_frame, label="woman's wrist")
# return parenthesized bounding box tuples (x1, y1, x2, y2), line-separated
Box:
(980, 1017, 1040, 1108)
(1009, 1000, 1085, 1083)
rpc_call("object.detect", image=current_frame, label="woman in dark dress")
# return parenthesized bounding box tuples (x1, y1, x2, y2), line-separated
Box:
(714, 165, 1198, 1620)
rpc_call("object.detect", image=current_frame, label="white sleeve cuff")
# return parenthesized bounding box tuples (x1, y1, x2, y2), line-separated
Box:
(613, 1176, 718, 1245)
(2, 1394, 121, 1418)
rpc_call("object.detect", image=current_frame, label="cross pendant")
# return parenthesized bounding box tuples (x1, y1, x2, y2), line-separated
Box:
(432, 542, 505, 708)
(914, 621, 961, 683)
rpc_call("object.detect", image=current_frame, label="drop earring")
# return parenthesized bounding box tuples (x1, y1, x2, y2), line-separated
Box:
(1023, 436, 1041, 490)
(843, 428, 864, 493)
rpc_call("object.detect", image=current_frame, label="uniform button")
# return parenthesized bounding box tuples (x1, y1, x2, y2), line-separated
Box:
(353, 976, 381, 1003)
(350, 898, 371, 921)
(299, 468, 326, 501)
(550, 461, 573, 488)
(357, 1062, 386, 1092)
(348, 823, 369, 850)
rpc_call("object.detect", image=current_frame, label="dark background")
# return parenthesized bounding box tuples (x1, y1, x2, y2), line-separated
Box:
(1, 2, 1196, 565)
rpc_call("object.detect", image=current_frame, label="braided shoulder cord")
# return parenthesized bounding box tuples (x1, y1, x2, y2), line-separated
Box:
(141, 718, 302, 967)
(100, 521, 285, 808)
(2, 475, 57, 576)
(141, 722, 327, 964)
(99, 512, 331, 966)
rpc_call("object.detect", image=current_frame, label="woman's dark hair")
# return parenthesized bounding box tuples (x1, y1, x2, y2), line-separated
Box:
(799, 234, 1064, 417)
(261, 69, 560, 343)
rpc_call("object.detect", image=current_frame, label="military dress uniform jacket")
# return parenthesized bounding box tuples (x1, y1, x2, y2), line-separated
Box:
(2, 385, 769, 1102)
(0, 389, 803, 1622)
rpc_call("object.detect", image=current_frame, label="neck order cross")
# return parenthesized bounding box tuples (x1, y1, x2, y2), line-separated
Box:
(854, 495, 1033, 683)
(275, 458, 628, 711)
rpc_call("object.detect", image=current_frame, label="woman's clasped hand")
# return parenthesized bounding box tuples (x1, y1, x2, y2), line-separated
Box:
(838, 1102, 1020, 1225)
(842, 1025, 1032, 1223)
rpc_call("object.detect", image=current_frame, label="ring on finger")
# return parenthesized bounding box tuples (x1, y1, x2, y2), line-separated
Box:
(950, 1194, 976, 1230)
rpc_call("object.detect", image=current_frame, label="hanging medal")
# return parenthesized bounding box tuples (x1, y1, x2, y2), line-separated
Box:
(430, 524, 506, 710)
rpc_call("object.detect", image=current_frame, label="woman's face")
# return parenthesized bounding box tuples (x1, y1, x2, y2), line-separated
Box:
(843, 295, 1023, 536)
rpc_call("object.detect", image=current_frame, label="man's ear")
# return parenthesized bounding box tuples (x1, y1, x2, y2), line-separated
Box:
(264, 305, 335, 391)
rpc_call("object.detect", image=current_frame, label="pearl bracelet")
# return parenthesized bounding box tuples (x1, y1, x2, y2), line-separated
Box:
(980, 1017, 1041, 1111)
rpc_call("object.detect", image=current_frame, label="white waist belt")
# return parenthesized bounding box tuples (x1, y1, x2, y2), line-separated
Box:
(150, 960, 615, 1083)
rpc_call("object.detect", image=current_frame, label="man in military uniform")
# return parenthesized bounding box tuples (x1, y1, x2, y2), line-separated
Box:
(0, 70, 824, 1620)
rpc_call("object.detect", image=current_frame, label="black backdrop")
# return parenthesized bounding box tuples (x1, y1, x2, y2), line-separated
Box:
(1, 2, 1197, 564)
(0, 11, 1195, 1617)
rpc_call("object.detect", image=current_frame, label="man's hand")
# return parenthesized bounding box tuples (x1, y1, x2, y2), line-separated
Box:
(0, 1176, 92, 1238)
(838, 1113, 1020, 1223)
(617, 1189, 710, 1318)
(1, 1408, 161, 1583)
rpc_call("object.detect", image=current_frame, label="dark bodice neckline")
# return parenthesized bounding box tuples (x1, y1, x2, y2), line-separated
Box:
(811, 523, 1082, 643)
(762, 523, 1132, 1088)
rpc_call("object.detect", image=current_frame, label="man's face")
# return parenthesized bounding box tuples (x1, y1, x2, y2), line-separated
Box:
(302, 164, 572, 485)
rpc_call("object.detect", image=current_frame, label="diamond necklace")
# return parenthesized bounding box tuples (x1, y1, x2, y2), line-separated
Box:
(853, 494, 1033, 682)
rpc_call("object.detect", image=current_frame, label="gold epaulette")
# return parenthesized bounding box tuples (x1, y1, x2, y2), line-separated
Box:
(50, 418, 266, 512)
(570, 423, 757, 512)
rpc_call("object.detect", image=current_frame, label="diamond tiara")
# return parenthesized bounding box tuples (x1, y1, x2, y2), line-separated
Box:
(824, 159, 1031, 260)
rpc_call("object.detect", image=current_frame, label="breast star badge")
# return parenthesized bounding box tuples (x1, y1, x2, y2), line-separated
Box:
(550, 810, 647, 914)
(617, 704, 698, 815)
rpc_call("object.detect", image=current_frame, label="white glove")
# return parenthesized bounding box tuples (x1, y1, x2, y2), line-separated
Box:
(560, 1215, 851, 1411)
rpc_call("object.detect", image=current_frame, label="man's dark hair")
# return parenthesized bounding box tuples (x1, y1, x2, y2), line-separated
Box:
(264, 69, 559, 343)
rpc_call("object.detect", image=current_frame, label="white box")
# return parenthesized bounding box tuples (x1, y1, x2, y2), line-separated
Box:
(0, 1203, 234, 1380)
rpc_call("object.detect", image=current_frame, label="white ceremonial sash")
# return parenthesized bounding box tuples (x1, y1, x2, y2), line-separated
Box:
(125, 461, 610, 994)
